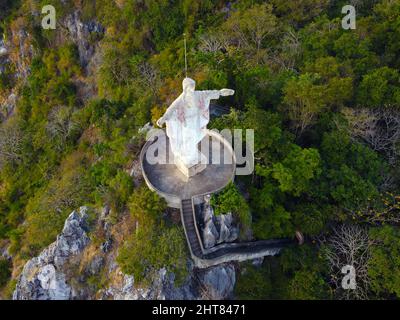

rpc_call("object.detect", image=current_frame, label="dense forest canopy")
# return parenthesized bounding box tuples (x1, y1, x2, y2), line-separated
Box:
(0, 0, 400, 299)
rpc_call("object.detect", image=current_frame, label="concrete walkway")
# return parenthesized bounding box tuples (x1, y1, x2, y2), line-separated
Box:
(180, 198, 294, 268)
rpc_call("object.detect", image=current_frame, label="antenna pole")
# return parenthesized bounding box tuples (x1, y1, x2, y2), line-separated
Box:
(184, 33, 188, 78)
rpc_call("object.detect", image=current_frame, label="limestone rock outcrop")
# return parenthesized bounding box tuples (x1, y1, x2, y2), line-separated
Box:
(0, 38, 7, 57)
(201, 196, 239, 249)
(101, 266, 198, 300)
(64, 11, 105, 69)
(13, 206, 237, 300)
(197, 264, 236, 299)
(101, 262, 236, 300)
(13, 207, 90, 300)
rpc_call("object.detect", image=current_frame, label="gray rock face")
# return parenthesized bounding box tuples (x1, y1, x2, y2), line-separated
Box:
(216, 212, 239, 244)
(102, 267, 198, 300)
(129, 159, 143, 187)
(203, 197, 214, 223)
(0, 243, 11, 260)
(88, 255, 105, 275)
(251, 257, 264, 267)
(65, 12, 105, 68)
(10, 27, 34, 80)
(2, 93, 16, 117)
(13, 207, 90, 300)
(202, 199, 218, 248)
(14, 206, 237, 300)
(203, 219, 219, 249)
(197, 264, 236, 299)
(0, 93, 17, 123)
(99, 205, 113, 253)
(138, 122, 153, 135)
(100, 205, 110, 220)
(0, 37, 7, 58)
(201, 199, 239, 248)
(101, 262, 236, 300)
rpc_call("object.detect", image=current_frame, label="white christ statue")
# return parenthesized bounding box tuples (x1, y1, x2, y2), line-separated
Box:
(156, 77, 234, 177)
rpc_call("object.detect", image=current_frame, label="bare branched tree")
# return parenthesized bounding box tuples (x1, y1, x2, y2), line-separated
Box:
(0, 118, 23, 168)
(198, 33, 228, 53)
(268, 29, 301, 72)
(339, 107, 400, 165)
(322, 224, 372, 300)
(220, 3, 277, 64)
(137, 61, 159, 92)
(46, 106, 79, 150)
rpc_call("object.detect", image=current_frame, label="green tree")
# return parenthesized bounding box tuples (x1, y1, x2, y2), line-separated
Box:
(128, 186, 167, 223)
(292, 204, 329, 236)
(253, 205, 293, 239)
(235, 263, 273, 299)
(117, 187, 187, 285)
(281, 245, 331, 299)
(211, 182, 251, 233)
(283, 73, 327, 136)
(318, 131, 384, 210)
(222, 3, 277, 63)
(271, 145, 321, 197)
(303, 56, 353, 108)
(368, 226, 400, 298)
(270, 0, 330, 27)
(357, 67, 400, 107)
(288, 270, 330, 300)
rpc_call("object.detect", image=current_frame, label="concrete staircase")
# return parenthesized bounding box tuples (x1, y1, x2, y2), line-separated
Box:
(180, 198, 295, 268)
(181, 199, 203, 258)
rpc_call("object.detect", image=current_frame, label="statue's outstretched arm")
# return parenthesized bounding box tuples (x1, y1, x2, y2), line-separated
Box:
(202, 89, 235, 100)
(156, 100, 178, 127)
(219, 88, 235, 97)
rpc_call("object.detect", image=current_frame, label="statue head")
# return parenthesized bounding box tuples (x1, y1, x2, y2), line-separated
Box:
(182, 77, 196, 93)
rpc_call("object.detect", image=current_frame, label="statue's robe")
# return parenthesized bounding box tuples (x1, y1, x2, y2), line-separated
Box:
(165, 90, 221, 166)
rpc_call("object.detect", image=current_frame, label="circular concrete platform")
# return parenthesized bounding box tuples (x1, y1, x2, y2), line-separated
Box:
(140, 130, 236, 208)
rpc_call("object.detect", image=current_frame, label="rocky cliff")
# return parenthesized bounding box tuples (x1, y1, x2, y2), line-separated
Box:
(13, 207, 90, 300)
(13, 207, 237, 300)
(0, 9, 104, 122)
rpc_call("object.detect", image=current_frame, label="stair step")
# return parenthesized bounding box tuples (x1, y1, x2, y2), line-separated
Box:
(181, 199, 205, 257)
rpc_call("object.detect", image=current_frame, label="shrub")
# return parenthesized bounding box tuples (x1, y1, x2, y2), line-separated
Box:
(235, 263, 273, 299)
(0, 258, 11, 287)
(211, 182, 251, 232)
(117, 188, 187, 285)
(128, 186, 167, 223)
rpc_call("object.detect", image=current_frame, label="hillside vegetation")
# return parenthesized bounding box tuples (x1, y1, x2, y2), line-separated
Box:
(0, 0, 400, 299)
